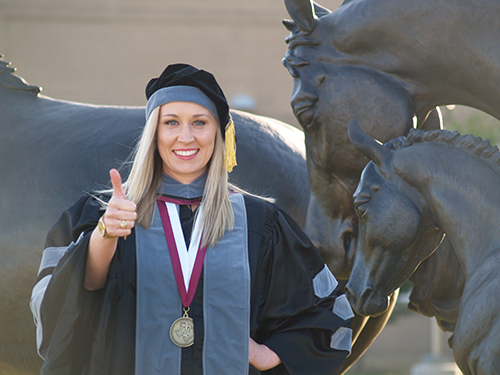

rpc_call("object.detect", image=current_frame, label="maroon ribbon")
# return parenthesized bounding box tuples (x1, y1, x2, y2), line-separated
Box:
(157, 196, 207, 308)
(157, 195, 203, 206)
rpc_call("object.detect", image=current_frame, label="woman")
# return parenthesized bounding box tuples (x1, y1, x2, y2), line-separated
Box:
(30, 64, 353, 375)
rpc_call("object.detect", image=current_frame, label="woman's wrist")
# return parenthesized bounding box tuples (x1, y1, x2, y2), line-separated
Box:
(249, 338, 281, 371)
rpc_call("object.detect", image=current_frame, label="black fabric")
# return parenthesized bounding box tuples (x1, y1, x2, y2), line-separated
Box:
(181, 269, 204, 375)
(179, 204, 197, 248)
(37, 194, 351, 375)
(145, 64, 230, 133)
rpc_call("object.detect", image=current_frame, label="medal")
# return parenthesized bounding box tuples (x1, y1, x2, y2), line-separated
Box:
(169, 307, 194, 347)
(157, 196, 207, 348)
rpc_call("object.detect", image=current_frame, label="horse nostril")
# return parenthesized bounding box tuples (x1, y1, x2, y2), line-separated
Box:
(360, 286, 374, 302)
(343, 232, 353, 264)
(343, 232, 352, 254)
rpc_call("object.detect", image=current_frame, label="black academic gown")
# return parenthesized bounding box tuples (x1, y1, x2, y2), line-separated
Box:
(36, 194, 351, 375)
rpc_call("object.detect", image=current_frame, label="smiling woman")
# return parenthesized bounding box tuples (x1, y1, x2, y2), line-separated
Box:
(30, 63, 353, 375)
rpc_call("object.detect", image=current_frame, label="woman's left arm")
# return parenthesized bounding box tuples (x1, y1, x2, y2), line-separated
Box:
(252, 204, 353, 375)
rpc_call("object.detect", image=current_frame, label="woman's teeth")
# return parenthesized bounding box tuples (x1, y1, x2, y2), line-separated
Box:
(175, 150, 197, 156)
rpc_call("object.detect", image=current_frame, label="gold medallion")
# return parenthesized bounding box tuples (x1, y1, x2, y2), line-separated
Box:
(170, 315, 194, 347)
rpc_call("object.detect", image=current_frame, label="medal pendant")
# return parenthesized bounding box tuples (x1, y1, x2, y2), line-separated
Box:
(170, 308, 194, 347)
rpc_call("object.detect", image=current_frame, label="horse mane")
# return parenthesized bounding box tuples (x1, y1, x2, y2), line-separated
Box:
(0, 55, 41, 94)
(284, 29, 322, 50)
(386, 128, 500, 170)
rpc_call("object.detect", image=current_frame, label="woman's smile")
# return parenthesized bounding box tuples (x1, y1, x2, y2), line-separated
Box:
(173, 149, 199, 158)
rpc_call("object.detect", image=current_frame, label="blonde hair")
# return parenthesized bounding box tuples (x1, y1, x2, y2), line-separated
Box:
(124, 105, 234, 248)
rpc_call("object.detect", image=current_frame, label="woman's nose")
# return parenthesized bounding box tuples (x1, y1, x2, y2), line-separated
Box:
(177, 124, 194, 142)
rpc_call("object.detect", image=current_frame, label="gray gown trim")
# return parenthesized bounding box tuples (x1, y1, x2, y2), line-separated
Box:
(332, 295, 355, 321)
(36, 245, 70, 275)
(30, 235, 85, 359)
(203, 193, 250, 375)
(313, 266, 353, 354)
(158, 173, 206, 199)
(330, 327, 353, 352)
(135, 193, 249, 375)
(30, 233, 83, 359)
(30, 276, 52, 358)
(312, 264, 338, 298)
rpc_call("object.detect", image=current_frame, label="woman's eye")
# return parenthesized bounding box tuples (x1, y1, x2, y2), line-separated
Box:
(165, 120, 178, 126)
(193, 120, 206, 126)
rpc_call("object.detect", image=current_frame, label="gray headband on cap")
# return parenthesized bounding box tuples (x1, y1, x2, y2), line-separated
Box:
(145, 85, 219, 122)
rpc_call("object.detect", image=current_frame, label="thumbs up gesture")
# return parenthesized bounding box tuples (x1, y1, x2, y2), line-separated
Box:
(101, 169, 137, 238)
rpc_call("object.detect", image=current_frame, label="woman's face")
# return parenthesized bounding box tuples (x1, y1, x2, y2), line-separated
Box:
(157, 101, 218, 184)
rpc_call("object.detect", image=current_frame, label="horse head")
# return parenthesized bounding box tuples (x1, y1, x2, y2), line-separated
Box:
(282, 0, 441, 278)
(345, 120, 445, 316)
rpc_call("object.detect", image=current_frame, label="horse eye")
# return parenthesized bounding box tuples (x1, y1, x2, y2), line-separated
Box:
(317, 75, 327, 87)
(356, 205, 366, 218)
(354, 201, 369, 219)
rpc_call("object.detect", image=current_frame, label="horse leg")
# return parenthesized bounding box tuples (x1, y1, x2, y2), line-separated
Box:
(466, 320, 500, 375)
(452, 264, 500, 375)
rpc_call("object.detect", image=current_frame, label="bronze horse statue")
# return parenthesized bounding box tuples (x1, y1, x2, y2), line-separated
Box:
(0, 57, 313, 374)
(281, 0, 500, 332)
(346, 120, 500, 374)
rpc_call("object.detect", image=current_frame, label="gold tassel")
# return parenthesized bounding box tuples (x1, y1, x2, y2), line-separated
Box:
(224, 116, 237, 173)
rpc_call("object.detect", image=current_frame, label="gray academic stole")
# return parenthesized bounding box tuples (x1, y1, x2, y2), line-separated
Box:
(135, 193, 250, 375)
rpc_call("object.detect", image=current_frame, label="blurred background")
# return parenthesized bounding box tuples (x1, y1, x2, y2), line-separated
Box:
(0, 0, 298, 125)
(2, 0, 499, 373)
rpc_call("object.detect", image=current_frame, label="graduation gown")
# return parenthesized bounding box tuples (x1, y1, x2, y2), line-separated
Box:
(31, 193, 352, 375)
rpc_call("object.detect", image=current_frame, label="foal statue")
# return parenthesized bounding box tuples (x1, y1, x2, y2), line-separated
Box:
(347, 120, 500, 374)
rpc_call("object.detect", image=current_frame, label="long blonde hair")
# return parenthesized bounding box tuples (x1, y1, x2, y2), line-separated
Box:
(124, 105, 234, 248)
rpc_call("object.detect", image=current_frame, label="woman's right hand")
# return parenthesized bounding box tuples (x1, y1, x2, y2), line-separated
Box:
(101, 169, 137, 238)
(84, 169, 137, 290)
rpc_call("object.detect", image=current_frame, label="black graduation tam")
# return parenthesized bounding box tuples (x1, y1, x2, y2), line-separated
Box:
(145, 64, 230, 130)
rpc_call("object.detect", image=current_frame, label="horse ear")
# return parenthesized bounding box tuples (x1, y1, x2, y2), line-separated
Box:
(313, 2, 331, 18)
(284, 0, 317, 32)
(282, 19, 297, 32)
(348, 119, 392, 167)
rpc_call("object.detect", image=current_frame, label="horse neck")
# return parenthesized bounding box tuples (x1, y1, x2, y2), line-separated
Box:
(396, 144, 500, 275)
(332, 0, 500, 120)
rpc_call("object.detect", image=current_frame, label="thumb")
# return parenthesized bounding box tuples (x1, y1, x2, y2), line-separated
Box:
(110, 169, 126, 199)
